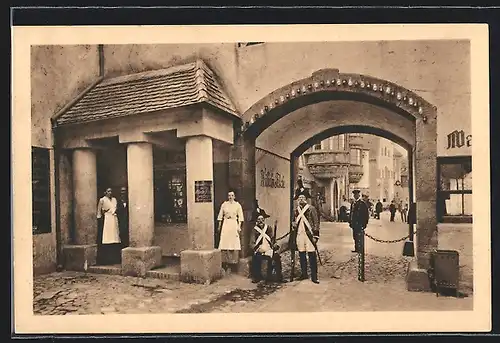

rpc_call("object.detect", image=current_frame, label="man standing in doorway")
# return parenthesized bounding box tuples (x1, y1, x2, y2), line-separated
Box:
(349, 190, 369, 253)
(291, 189, 320, 284)
(116, 186, 129, 248)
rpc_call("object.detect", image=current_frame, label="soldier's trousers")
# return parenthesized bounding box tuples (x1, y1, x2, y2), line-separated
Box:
(252, 252, 283, 281)
(299, 251, 318, 281)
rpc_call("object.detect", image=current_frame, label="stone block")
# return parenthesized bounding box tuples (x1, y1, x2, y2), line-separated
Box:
(236, 257, 252, 277)
(63, 244, 97, 271)
(180, 249, 223, 284)
(406, 259, 432, 292)
(121, 246, 162, 277)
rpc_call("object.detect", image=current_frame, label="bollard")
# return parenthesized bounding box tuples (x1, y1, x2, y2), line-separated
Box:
(358, 232, 365, 282)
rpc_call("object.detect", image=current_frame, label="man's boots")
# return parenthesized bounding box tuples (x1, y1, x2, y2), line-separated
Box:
(299, 252, 308, 280)
(309, 252, 319, 284)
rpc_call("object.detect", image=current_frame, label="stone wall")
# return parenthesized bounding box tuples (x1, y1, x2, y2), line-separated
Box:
(254, 148, 291, 247)
(31, 44, 100, 275)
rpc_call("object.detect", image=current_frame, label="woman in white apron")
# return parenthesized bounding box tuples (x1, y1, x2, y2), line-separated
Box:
(217, 190, 244, 268)
(96, 188, 121, 265)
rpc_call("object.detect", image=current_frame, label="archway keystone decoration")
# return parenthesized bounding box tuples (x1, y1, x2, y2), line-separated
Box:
(238, 69, 435, 138)
(230, 68, 437, 292)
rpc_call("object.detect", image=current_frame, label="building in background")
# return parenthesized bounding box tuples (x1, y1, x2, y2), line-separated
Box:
(297, 133, 409, 219)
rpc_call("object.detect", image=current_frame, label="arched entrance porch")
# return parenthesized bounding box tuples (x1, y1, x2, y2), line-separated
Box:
(229, 68, 436, 291)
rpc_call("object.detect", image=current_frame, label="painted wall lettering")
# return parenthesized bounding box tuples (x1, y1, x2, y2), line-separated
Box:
(447, 130, 472, 149)
(260, 167, 286, 188)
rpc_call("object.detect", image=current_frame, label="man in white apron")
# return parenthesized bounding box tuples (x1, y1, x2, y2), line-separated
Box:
(250, 213, 284, 283)
(291, 189, 320, 284)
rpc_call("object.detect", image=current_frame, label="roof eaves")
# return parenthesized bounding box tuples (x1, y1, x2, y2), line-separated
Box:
(51, 76, 104, 128)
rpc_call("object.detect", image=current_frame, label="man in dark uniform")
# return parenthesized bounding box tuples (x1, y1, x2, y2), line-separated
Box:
(349, 189, 369, 253)
(291, 189, 320, 283)
(116, 186, 129, 249)
(250, 213, 284, 283)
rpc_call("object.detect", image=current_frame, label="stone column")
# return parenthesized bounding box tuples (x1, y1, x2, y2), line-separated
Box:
(406, 109, 438, 292)
(186, 136, 215, 249)
(121, 142, 161, 277)
(63, 148, 98, 271)
(180, 135, 222, 284)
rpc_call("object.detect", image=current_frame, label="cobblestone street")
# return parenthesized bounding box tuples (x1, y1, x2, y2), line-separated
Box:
(33, 213, 473, 315)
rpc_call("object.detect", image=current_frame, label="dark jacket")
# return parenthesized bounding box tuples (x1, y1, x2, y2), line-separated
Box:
(375, 202, 383, 213)
(349, 199, 369, 231)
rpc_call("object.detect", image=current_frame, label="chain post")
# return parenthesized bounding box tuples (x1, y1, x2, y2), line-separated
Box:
(358, 231, 365, 282)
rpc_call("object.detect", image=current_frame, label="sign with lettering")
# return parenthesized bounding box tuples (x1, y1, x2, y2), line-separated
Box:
(260, 167, 286, 188)
(194, 180, 212, 203)
(32, 147, 51, 234)
(447, 130, 472, 150)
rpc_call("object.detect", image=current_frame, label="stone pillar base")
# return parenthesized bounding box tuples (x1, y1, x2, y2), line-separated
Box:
(121, 246, 162, 277)
(180, 249, 223, 284)
(406, 259, 432, 292)
(236, 257, 252, 277)
(62, 244, 97, 271)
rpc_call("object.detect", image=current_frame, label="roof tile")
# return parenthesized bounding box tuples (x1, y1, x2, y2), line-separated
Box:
(55, 59, 239, 126)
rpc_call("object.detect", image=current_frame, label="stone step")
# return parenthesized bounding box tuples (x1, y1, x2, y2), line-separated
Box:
(87, 264, 122, 275)
(86, 263, 181, 281)
(145, 268, 181, 281)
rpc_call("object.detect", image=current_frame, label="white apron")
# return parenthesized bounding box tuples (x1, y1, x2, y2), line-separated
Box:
(97, 196, 121, 244)
(217, 200, 244, 250)
(295, 204, 315, 252)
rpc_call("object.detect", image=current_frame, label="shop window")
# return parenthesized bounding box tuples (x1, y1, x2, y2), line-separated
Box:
(437, 156, 472, 223)
(154, 170, 187, 224)
(153, 149, 187, 224)
(32, 146, 51, 234)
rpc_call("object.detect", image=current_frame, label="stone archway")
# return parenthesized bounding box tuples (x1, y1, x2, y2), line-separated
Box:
(229, 68, 437, 290)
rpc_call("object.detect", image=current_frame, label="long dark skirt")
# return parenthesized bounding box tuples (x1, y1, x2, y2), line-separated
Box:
(96, 218, 122, 265)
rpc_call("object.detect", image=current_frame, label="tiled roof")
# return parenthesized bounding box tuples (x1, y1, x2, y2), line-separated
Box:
(55, 59, 239, 126)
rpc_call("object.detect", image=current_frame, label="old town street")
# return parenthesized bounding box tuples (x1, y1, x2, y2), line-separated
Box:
(33, 212, 473, 315)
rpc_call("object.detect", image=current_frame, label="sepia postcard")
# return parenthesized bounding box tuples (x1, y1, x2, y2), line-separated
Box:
(12, 23, 491, 334)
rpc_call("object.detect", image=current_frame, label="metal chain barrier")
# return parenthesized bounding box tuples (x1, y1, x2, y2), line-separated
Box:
(364, 230, 416, 244)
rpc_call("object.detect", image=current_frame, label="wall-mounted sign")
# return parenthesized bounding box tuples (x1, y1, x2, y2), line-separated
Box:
(195, 180, 213, 203)
(260, 167, 286, 188)
(447, 130, 472, 150)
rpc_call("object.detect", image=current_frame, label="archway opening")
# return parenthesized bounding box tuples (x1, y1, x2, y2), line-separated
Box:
(229, 69, 436, 287)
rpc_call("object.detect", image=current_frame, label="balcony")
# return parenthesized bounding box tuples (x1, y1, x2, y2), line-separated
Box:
(303, 150, 350, 179)
(348, 164, 364, 184)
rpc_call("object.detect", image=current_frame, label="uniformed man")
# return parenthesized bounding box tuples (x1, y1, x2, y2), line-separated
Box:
(291, 189, 320, 284)
(349, 189, 369, 253)
(250, 213, 284, 283)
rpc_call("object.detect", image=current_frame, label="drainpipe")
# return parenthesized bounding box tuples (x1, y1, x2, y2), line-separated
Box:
(98, 44, 104, 77)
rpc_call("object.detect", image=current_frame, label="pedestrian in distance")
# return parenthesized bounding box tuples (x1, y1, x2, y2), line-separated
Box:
(374, 199, 383, 219)
(389, 200, 397, 222)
